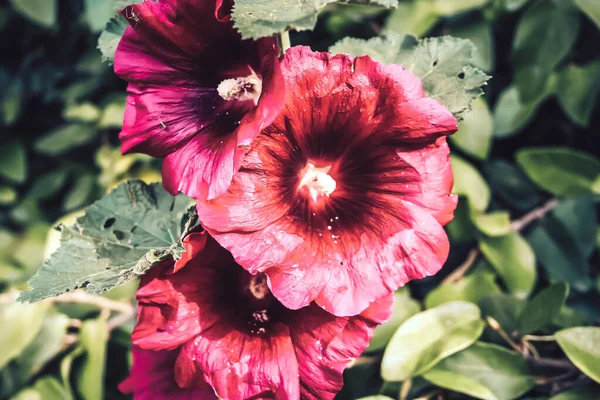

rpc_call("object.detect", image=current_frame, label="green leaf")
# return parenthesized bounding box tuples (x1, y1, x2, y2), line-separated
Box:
(61, 347, 84, 400)
(574, 0, 600, 30)
(13, 223, 50, 271)
(1, 77, 24, 126)
(231, 0, 334, 40)
(9, 0, 57, 28)
(422, 342, 535, 400)
(450, 97, 493, 160)
(554, 305, 592, 329)
(19, 181, 196, 302)
(448, 17, 494, 72)
(15, 313, 70, 379)
(27, 168, 69, 201)
(516, 147, 600, 196)
(479, 293, 526, 337)
(32, 377, 70, 400)
(0, 141, 27, 183)
(527, 223, 593, 293)
(479, 232, 536, 296)
(330, 34, 490, 119)
(0, 185, 17, 206)
(484, 160, 541, 211)
(492, 83, 552, 138)
(446, 200, 476, 243)
(450, 155, 491, 212)
(384, 1, 439, 37)
(557, 60, 600, 127)
(83, 0, 116, 32)
(63, 174, 96, 211)
(98, 14, 129, 65)
(517, 282, 569, 334)
(63, 103, 101, 124)
(512, 0, 579, 102)
(472, 211, 511, 237)
(555, 327, 600, 384)
(97, 94, 126, 129)
(76, 318, 108, 400)
(384, 0, 487, 37)
(366, 292, 421, 352)
(425, 266, 501, 309)
(9, 388, 41, 400)
(381, 301, 485, 381)
(34, 124, 98, 156)
(552, 197, 597, 258)
(550, 384, 600, 400)
(0, 299, 49, 369)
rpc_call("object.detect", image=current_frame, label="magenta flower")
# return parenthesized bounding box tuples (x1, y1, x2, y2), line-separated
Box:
(119, 347, 216, 399)
(128, 232, 393, 399)
(114, 0, 284, 200)
(197, 47, 458, 317)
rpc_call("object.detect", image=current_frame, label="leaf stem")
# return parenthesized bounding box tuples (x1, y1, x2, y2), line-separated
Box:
(399, 379, 412, 400)
(522, 334, 556, 342)
(278, 30, 291, 55)
(51, 290, 133, 314)
(486, 316, 522, 352)
(444, 198, 559, 282)
(509, 198, 559, 232)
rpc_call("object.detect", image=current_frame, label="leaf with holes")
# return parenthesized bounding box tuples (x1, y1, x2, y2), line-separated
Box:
(330, 34, 490, 119)
(232, 0, 397, 40)
(97, 14, 129, 65)
(18, 180, 197, 303)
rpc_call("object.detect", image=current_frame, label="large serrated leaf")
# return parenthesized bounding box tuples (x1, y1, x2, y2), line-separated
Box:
(97, 14, 129, 65)
(232, 0, 337, 40)
(18, 181, 196, 303)
(232, 0, 397, 40)
(330, 34, 490, 120)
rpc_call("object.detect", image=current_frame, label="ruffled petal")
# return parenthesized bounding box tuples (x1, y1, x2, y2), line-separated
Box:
(397, 137, 458, 226)
(204, 200, 449, 317)
(132, 235, 221, 350)
(291, 295, 393, 399)
(119, 347, 216, 400)
(175, 324, 300, 399)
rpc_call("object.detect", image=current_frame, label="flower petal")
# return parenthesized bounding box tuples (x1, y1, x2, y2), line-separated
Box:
(397, 137, 458, 226)
(290, 295, 393, 399)
(119, 347, 216, 400)
(132, 237, 222, 350)
(175, 324, 300, 400)
(204, 200, 449, 317)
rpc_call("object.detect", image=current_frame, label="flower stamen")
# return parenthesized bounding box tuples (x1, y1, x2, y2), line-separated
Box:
(298, 163, 337, 204)
(217, 69, 262, 105)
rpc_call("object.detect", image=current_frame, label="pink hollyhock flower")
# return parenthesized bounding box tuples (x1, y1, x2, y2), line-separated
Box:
(119, 347, 216, 399)
(130, 232, 393, 400)
(197, 47, 458, 317)
(114, 0, 284, 200)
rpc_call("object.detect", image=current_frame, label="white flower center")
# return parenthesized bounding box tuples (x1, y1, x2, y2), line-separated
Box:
(298, 163, 337, 203)
(217, 69, 262, 105)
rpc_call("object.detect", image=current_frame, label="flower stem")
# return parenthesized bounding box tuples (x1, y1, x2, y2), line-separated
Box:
(279, 30, 291, 56)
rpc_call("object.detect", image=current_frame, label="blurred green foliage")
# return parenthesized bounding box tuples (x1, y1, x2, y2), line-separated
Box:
(1, 0, 600, 399)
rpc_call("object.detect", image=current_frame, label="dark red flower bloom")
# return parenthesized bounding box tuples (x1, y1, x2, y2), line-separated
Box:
(114, 0, 284, 200)
(197, 47, 458, 317)
(119, 347, 216, 399)
(130, 232, 393, 399)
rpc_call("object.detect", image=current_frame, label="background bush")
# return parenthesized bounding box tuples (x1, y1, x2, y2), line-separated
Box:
(1, 0, 599, 399)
